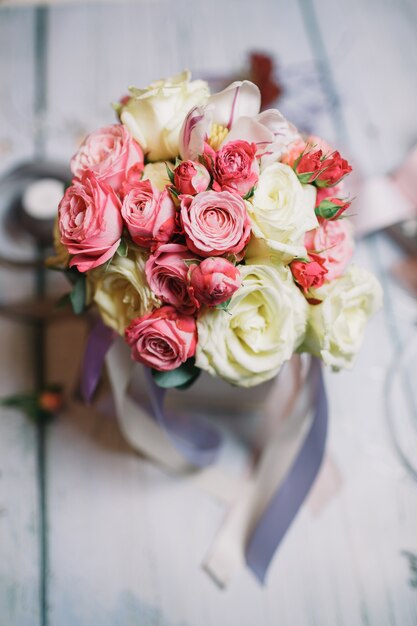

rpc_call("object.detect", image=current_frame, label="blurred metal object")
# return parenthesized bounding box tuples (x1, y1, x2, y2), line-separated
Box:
(0, 160, 69, 256)
(0, 160, 70, 320)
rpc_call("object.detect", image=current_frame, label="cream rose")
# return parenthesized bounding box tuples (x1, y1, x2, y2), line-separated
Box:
(303, 265, 383, 370)
(90, 248, 159, 335)
(247, 162, 318, 261)
(196, 262, 308, 387)
(141, 162, 173, 191)
(120, 71, 209, 161)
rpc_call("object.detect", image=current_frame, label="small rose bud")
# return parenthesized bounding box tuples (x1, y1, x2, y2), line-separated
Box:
(290, 254, 328, 294)
(174, 160, 211, 195)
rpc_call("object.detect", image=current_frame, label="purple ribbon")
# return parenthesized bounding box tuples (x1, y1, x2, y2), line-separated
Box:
(245, 358, 328, 583)
(80, 319, 116, 403)
(143, 367, 222, 468)
(81, 322, 328, 583)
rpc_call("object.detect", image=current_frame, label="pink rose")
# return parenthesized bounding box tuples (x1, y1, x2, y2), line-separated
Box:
(70, 124, 144, 194)
(121, 180, 176, 249)
(174, 161, 211, 195)
(212, 140, 259, 195)
(189, 257, 241, 307)
(145, 243, 198, 314)
(305, 219, 354, 281)
(125, 305, 197, 371)
(179, 190, 251, 257)
(58, 173, 122, 272)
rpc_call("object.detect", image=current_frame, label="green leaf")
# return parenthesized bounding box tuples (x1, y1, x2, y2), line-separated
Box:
(166, 163, 175, 184)
(151, 358, 201, 390)
(103, 256, 114, 272)
(0, 392, 33, 408)
(296, 172, 316, 184)
(315, 199, 341, 220)
(66, 267, 82, 285)
(174, 157, 182, 168)
(243, 186, 255, 200)
(183, 258, 200, 268)
(116, 239, 128, 258)
(69, 274, 86, 315)
(56, 293, 71, 310)
(215, 297, 232, 312)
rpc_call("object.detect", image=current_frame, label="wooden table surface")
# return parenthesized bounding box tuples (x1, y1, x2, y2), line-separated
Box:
(1, 1, 417, 624)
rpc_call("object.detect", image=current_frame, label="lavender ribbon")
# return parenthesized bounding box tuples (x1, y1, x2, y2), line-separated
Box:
(80, 319, 116, 403)
(143, 367, 222, 468)
(245, 358, 328, 583)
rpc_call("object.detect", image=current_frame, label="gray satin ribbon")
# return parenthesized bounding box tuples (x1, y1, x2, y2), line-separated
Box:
(245, 357, 328, 583)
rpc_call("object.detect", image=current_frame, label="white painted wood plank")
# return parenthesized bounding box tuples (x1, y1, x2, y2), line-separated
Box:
(0, 8, 42, 626)
(304, 0, 417, 176)
(301, 2, 417, 625)
(0, 320, 41, 626)
(0, 1, 412, 625)
(0, 8, 36, 171)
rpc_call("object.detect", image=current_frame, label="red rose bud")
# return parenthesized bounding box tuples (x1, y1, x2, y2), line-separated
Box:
(188, 257, 241, 307)
(315, 197, 351, 220)
(174, 160, 211, 195)
(290, 254, 328, 294)
(316, 151, 352, 187)
(294, 149, 324, 183)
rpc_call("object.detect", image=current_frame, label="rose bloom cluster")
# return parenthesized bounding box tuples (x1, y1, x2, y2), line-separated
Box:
(55, 71, 382, 387)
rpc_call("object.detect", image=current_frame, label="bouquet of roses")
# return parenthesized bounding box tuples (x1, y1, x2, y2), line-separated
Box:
(53, 71, 382, 390)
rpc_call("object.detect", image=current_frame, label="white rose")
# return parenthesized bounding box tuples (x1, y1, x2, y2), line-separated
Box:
(90, 248, 159, 335)
(303, 265, 383, 370)
(247, 162, 318, 261)
(120, 71, 209, 162)
(196, 262, 308, 387)
(141, 162, 172, 191)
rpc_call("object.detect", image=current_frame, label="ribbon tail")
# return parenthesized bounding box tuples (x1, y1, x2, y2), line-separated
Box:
(245, 358, 328, 584)
(143, 367, 222, 468)
(80, 318, 115, 404)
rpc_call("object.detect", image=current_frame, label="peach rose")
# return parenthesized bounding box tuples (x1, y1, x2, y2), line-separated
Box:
(305, 219, 354, 281)
(121, 180, 176, 249)
(58, 173, 122, 272)
(180, 190, 251, 257)
(145, 243, 198, 314)
(125, 305, 197, 371)
(70, 124, 144, 194)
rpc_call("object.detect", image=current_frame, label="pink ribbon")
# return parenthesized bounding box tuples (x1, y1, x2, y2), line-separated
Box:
(352, 144, 417, 236)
